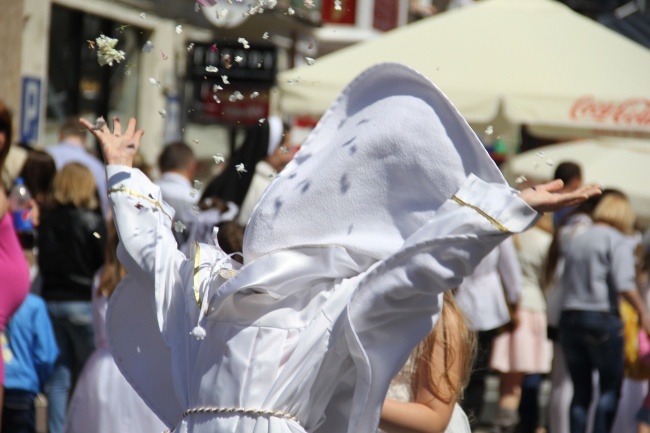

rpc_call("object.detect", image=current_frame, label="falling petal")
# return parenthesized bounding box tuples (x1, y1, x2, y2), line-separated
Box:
(535, 151, 545, 158)
(174, 221, 187, 233)
(161, 50, 168, 60)
(250, 91, 259, 99)
(159, 109, 167, 118)
(143, 40, 154, 53)
(334, 0, 342, 10)
(206, 65, 219, 73)
(148, 77, 161, 88)
(235, 56, 243, 63)
(514, 176, 527, 184)
(238, 37, 250, 49)
(192, 206, 199, 214)
(211, 44, 218, 52)
(235, 163, 247, 174)
(304, 0, 314, 8)
(190, 189, 198, 198)
(280, 146, 289, 155)
(259, 118, 265, 124)
(175, 25, 183, 34)
(140, 12, 146, 19)
(305, 57, 315, 65)
(93, 232, 102, 239)
(262, 32, 269, 40)
(484, 125, 494, 135)
(287, 7, 295, 14)
(221, 75, 230, 84)
(546, 159, 554, 166)
(213, 154, 225, 164)
(193, 180, 203, 189)
(187, 43, 195, 52)
(92, 117, 106, 130)
(192, 139, 200, 144)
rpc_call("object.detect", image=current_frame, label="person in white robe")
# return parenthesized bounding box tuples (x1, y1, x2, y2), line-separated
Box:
(80, 63, 600, 433)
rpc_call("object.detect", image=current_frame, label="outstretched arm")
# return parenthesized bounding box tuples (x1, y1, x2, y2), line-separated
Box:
(518, 179, 601, 214)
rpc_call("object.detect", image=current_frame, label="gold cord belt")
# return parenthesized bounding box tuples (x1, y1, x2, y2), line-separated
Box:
(165, 406, 301, 431)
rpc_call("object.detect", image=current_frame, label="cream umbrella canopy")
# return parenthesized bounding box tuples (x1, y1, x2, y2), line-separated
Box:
(501, 138, 650, 226)
(279, 0, 650, 138)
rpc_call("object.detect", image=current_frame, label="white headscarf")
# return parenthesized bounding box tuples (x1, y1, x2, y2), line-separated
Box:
(266, 116, 284, 156)
(244, 62, 505, 263)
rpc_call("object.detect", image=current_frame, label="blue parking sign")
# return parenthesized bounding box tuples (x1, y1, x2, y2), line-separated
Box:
(20, 77, 41, 144)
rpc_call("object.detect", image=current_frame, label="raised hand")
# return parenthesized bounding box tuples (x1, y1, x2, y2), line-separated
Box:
(79, 117, 144, 167)
(518, 179, 601, 213)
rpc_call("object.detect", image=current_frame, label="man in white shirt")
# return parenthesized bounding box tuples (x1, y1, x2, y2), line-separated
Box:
(156, 142, 237, 253)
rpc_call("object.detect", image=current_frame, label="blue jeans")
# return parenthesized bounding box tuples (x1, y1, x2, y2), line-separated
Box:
(2, 389, 36, 433)
(45, 301, 95, 433)
(559, 311, 624, 433)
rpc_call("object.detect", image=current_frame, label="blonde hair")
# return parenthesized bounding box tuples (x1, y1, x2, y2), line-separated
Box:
(97, 222, 127, 299)
(410, 291, 477, 404)
(592, 192, 635, 235)
(53, 162, 99, 210)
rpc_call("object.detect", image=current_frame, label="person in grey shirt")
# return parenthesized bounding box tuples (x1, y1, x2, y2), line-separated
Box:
(559, 191, 649, 433)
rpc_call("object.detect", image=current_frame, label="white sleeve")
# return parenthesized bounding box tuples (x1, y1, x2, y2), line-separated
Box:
(497, 238, 522, 305)
(343, 174, 538, 433)
(106, 165, 189, 342)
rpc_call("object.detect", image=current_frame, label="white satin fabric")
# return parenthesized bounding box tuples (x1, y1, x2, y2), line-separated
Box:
(64, 273, 166, 433)
(106, 166, 537, 433)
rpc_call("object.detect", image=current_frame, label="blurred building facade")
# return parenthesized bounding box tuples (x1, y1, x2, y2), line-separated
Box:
(0, 0, 442, 164)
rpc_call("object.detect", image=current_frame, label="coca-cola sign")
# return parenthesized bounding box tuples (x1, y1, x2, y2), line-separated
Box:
(570, 96, 650, 127)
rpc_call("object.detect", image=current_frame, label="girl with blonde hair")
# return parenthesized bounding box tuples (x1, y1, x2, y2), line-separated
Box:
(380, 291, 475, 433)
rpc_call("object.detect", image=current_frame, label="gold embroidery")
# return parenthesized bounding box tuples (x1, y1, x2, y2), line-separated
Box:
(452, 195, 510, 233)
(107, 186, 173, 222)
(194, 242, 202, 308)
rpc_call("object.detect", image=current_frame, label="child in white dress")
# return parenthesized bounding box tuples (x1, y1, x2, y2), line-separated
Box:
(81, 63, 599, 433)
(64, 225, 166, 433)
(380, 291, 473, 433)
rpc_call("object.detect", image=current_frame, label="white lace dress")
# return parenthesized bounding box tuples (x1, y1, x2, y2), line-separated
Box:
(379, 354, 471, 433)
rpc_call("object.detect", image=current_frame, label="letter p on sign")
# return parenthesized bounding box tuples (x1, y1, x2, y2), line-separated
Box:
(20, 77, 41, 144)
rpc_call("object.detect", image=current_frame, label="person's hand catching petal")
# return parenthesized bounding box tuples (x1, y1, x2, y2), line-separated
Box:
(80, 117, 144, 167)
(518, 179, 601, 214)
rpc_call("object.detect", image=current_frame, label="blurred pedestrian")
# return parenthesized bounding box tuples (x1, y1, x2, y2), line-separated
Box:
(552, 162, 582, 228)
(200, 116, 287, 210)
(156, 141, 237, 254)
(454, 239, 522, 429)
(489, 219, 553, 433)
(236, 118, 295, 225)
(1, 294, 58, 433)
(559, 192, 650, 433)
(47, 117, 109, 218)
(0, 99, 31, 430)
(38, 163, 107, 433)
(18, 149, 56, 213)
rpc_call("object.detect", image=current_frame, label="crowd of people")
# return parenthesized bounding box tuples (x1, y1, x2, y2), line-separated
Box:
(0, 61, 645, 433)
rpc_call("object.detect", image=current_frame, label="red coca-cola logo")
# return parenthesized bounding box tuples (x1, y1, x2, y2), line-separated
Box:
(570, 96, 650, 126)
